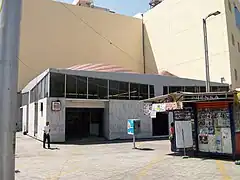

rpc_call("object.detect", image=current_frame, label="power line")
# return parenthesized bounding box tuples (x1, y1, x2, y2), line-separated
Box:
(61, 3, 138, 64)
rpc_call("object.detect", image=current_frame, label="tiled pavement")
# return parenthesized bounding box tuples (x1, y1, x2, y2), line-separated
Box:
(15, 133, 240, 180)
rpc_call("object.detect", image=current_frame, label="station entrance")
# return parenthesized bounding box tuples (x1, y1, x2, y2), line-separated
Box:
(65, 108, 104, 141)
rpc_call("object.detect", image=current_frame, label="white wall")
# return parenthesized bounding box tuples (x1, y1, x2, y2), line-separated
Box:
(37, 98, 48, 141)
(47, 98, 66, 142)
(28, 103, 35, 137)
(21, 105, 28, 132)
(108, 100, 152, 140)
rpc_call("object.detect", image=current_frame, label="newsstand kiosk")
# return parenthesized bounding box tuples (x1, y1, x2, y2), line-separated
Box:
(142, 91, 240, 160)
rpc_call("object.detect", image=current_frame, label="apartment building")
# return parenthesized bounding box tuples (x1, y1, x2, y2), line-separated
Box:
(143, 0, 240, 89)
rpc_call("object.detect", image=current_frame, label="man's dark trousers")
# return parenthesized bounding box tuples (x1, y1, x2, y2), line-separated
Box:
(43, 133, 50, 149)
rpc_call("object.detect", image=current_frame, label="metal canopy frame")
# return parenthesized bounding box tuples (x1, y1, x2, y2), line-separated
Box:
(140, 91, 235, 103)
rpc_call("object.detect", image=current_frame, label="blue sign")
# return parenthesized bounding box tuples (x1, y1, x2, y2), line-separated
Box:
(127, 119, 134, 135)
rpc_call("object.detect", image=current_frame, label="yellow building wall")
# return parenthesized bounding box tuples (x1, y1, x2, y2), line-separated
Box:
(19, 0, 143, 90)
(224, 0, 240, 89)
(143, 0, 231, 85)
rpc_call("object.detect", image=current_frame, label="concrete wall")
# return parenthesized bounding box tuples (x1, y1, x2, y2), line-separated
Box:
(108, 100, 152, 140)
(143, 0, 231, 85)
(225, 0, 240, 88)
(47, 98, 66, 142)
(19, 0, 143, 90)
(103, 102, 110, 139)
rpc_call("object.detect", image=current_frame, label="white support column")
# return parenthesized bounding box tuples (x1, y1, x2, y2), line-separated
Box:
(0, 0, 22, 179)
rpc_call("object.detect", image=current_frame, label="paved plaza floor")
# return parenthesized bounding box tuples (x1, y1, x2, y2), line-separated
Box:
(15, 133, 240, 180)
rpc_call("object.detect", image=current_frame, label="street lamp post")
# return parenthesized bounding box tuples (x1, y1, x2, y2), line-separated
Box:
(203, 11, 221, 92)
(0, 0, 22, 179)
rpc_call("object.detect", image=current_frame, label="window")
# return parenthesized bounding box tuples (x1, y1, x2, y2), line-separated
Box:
(139, 84, 148, 100)
(184, 86, 195, 93)
(235, 68, 238, 81)
(76, 76, 87, 99)
(30, 86, 37, 103)
(163, 86, 168, 95)
(238, 42, 240, 52)
(199, 86, 206, 92)
(88, 78, 108, 99)
(50, 73, 65, 97)
(235, 6, 240, 29)
(37, 80, 44, 100)
(109, 80, 129, 100)
(231, 33, 235, 46)
(66, 75, 77, 98)
(21, 92, 29, 106)
(150, 85, 155, 98)
(43, 74, 49, 98)
(228, 0, 232, 12)
(218, 86, 229, 92)
(169, 86, 183, 93)
(210, 86, 219, 92)
(130, 83, 140, 100)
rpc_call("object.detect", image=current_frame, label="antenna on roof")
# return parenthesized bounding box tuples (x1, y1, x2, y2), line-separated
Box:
(149, 0, 163, 8)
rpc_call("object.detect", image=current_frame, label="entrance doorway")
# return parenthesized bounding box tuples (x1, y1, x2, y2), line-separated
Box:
(65, 108, 104, 141)
(152, 112, 169, 136)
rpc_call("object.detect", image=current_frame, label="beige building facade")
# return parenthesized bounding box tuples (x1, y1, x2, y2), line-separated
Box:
(19, 0, 240, 91)
(19, 0, 144, 90)
(143, 0, 240, 89)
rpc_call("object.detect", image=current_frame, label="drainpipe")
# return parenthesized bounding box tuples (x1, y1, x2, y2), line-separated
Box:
(141, 13, 146, 74)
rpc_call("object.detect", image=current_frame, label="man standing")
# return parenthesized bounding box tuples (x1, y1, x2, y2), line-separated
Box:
(43, 122, 51, 149)
(169, 122, 176, 152)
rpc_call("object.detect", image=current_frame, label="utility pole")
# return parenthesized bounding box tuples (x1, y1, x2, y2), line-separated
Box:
(0, 0, 22, 179)
(202, 11, 221, 92)
(202, 18, 210, 92)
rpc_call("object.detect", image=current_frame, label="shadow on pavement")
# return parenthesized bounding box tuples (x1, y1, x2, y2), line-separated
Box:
(55, 136, 168, 146)
(136, 147, 155, 151)
(49, 147, 60, 150)
(167, 152, 234, 162)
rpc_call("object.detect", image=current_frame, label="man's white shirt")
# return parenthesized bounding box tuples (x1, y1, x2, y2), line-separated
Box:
(44, 125, 50, 134)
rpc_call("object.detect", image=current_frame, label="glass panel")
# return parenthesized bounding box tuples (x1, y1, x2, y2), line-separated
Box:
(211, 86, 219, 92)
(76, 76, 87, 99)
(21, 92, 29, 106)
(130, 83, 140, 100)
(199, 86, 206, 92)
(163, 86, 168, 95)
(195, 87, 200, 92)
(169, 86, 183, 93)
(218, 86, 229, 92)
(66, 75, 77, 98)
(50, 73, 65, 97)
(30, 86, 37, 103)
(88, 78, 108, 99)
(139, 84, 148, 100)
(109, 80, 129, 100)
(184, 86, 195, 92)
(150, 85, 155, 98)
(44, 75, 49, 98)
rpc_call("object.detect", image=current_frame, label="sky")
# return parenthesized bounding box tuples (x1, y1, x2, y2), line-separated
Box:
(58, 0, 150, 16)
